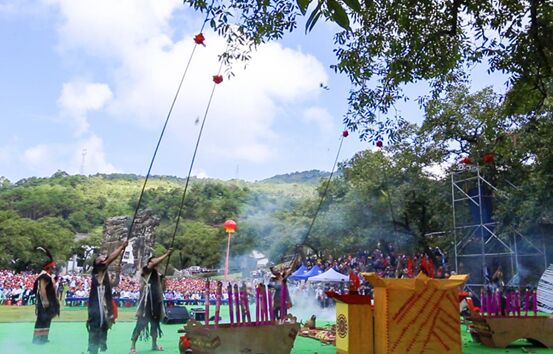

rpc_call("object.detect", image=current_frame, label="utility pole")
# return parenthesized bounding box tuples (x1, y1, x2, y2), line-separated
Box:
(80, 148, 87, 175)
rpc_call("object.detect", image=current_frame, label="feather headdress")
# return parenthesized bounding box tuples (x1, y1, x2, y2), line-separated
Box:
(36, 246, 56, 270)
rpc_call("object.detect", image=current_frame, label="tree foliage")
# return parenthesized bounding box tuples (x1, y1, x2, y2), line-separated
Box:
(184, 0, 552, 140)
(1, 94, 552, 273)
(0, 211, 74, 271)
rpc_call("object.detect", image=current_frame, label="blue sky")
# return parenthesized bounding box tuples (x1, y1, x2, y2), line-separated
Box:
(0, 1, 507, 183)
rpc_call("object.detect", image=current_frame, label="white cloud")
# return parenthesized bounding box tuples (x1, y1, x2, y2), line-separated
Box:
(58, 81, 113, 136)
(44, 0, 180, 58)
(238, 44, 328, 101)
(42, 0, 329, 176)
(0, 0, 47, 17)
(78, 134, 117, 175)
(302, 106, 335, 134)
(0, 145, 11, 164)
(230, 143, 275, 163)
(0, 2, 19, 15)
(192, 168, 208, 179)
(22, 144, 52, 168)
(20, 134, 117, 177)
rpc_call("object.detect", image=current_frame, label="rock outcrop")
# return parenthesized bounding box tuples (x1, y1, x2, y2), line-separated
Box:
(101, 209, 160, 277)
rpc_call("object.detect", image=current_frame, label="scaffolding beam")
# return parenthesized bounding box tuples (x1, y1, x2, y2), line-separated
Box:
(451, 165, 546, 291)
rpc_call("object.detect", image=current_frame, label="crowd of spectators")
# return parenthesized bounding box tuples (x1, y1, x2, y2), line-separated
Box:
(0, 270, 237, 306)
(286, 243, 451, 309)
(0, 270, 37, 305)
(0, 243, 450, 309)
(298, 242, 450, 280)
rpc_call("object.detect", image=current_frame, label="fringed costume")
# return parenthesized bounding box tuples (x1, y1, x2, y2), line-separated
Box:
(87, 264, 114, 354)
(32, 269, 60, 344)
(131, 266, 164, 342)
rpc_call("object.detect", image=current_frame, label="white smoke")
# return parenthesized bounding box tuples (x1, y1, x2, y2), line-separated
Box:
(288, 283, 336, 323)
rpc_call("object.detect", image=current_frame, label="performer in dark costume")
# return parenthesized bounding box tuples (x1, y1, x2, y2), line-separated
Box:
(87, 240, 128, 354)
(130, 248, 173, 354)
(32, 247, 60, 344)
(269, 254, 300, 320)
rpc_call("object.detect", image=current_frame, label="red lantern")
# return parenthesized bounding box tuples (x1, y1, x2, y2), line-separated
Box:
(224, 219, 237, 233)
(376, 140, 383, 148)
(194, 33, 205, 46)
(213, 75, 223, 84)
(342, 130, 349, 138)
(462, 156, 472, 165)
(483, 153, 494, 163)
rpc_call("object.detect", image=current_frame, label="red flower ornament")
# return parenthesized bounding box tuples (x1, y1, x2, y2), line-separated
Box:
(194, 33, 205, 46)
(376, 140, 383, 148)
(342, 130, 349, 138)
(213, 75, 223, 84)
(462, 156, 472, 165)
(179, 335, 191, 350)
(483, 153, 494, 163)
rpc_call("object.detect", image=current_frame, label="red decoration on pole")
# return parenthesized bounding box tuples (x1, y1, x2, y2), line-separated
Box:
(462, 156, 472, 165)
(348, 271, 360, 294)
(483, 153, 494, 163)
(194, 33, 206, 46)
(376, 140, 383, 148)
(342, 130, 349, 138)
(213, 75, 223, 84)
(223, 219, 237, 280)
(224, 219, 237, 233)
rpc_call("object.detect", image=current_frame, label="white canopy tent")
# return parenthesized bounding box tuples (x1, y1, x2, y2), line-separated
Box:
(307, 268, 349, 282)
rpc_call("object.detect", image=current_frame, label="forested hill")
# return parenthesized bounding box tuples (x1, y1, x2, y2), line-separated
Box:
(3, 86, 553, 277)
(0, 171, 318, 271)
(260, 170, 331, 184)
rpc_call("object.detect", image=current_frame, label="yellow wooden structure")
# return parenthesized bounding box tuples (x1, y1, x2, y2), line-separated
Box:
(327, 292, 373, 354)
(363, 272, 468, 354)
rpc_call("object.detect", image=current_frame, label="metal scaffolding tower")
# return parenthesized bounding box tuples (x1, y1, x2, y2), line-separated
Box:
(451, 164, 547, 293)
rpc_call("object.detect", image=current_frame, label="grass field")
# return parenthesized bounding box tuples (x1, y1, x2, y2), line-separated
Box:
(1, 305, 552, 353)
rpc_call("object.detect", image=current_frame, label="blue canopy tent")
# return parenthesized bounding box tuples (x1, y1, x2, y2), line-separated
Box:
(288, 263, 308, 281)
(291, 265, 323, 281)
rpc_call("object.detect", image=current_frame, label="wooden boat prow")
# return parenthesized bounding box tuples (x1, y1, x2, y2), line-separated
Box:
(471, 316, 553, 348)
(179, 319, 300, 354)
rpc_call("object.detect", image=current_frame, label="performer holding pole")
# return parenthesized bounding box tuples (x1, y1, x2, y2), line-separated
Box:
(130, 248, 173, 354)
(32, 247, 60, 345)
(87, 240, 128, 354)
(270, 254, 300, 320)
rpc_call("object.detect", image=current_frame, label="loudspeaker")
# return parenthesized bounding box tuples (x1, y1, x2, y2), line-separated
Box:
(163, 305, 190, 324)
(190, 308, 206, 321)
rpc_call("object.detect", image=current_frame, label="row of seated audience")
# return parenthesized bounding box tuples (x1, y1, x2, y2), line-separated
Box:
(0, 244, 451, 308)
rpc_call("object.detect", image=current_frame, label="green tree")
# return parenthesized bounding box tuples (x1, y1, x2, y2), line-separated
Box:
(342, 148, 450, 251)
(184, 0, 553, 139)
(414, 86, 553, 262)
(0, 212, 75, 271)
(169, 221, 224, 269)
